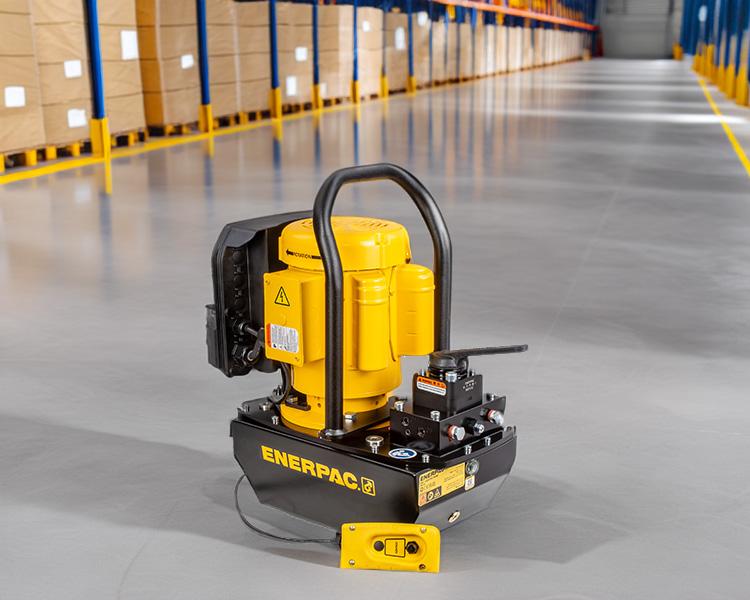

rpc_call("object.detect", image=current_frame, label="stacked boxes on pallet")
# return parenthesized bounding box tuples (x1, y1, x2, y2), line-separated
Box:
(235, 1, 269, 113)
(475, 21, 487, 77)
(318, 4, 353, 101)
(31, 0, 91, 146)
(136, 0, 200, 127)
(496, 24, 507, 73)
(522, 26, 532, 68)
(356, 6, 383, 98)
(446, 21, 458, 81)
(98, 0, 146, 135)
(430, 16, 447, 84)
(0, 0, 45, 157)
(412, 11, 430, 86)
(385, 11, 408, 92)
(277, 1, 312, 106)
(458, 22, 472, 79)
(207, 0, 240, 118)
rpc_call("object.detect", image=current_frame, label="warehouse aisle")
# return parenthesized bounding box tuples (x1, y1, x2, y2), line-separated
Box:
(1, 59, 749, 599)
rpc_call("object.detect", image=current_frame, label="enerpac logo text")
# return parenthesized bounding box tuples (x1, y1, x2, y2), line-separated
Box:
(260, 445, 376, 496)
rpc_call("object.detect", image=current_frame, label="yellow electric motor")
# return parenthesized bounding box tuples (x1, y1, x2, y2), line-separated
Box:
(263, 216, 435, 431)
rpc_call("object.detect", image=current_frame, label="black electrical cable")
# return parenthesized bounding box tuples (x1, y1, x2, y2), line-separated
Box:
(233, 474, 340, 545)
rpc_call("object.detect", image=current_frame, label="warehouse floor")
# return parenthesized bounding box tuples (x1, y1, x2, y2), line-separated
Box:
(2, 59, 749, 599)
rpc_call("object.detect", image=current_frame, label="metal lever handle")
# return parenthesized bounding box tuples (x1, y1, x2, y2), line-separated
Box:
(429, 345, 528, 371)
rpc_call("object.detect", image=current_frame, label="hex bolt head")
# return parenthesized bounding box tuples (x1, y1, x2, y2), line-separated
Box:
(466, 458, 480, 476)
(484, 436, 492, 447)
(422, 454, 430, 463)
(260, 401, 272, 412)
(486, 409, 504, 426)
(271, 415, 280, 425)
(349, 524, 356, 531)
(393, 400, 405, 412)
(348, 559, 355, 566)
(447, 425, 466, 442)
(344, 412, 357, 423)
(365, 435, 384, 453)
(430, 410, 441, 421)
(472, 422, 486, 435)
(464, 446, 472, 455)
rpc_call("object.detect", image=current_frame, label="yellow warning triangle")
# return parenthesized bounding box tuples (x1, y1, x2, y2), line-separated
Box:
(274, 286, 290, 306)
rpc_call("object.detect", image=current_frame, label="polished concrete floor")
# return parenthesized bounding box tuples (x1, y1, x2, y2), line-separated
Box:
(2, 59, 750, 599)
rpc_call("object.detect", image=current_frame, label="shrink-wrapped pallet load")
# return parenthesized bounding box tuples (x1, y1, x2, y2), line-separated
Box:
(277, 1, 312, 105)
(235, 1, 269, 112)
(30, 0, 91, 146)
(0, 0, 45, 158)
(317, 4, 353, 101)
(385, 11, 408, 92)
(356, 6, 383, 98)
(207, 0, 240, 118)
(98, 0, 146, 135)
(136, 0, 201, 127)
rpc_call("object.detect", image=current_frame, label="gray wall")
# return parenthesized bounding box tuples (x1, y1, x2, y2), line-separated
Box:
(601, 0, 679, 58)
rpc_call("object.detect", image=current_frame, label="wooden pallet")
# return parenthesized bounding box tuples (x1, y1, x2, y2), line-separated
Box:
(322, 96, 347, 108)
(110, 129, 147, 148)
(281, 101, 314, 115)
(1, 140, 87, 171)
(148, 122, 196, 137)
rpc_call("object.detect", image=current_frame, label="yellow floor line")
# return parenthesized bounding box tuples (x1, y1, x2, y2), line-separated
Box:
(0, 60, 583, 187)
(697, 77, 750, 178)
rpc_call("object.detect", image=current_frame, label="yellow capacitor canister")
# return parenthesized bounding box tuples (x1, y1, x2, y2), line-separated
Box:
(263, 216, 434, 432)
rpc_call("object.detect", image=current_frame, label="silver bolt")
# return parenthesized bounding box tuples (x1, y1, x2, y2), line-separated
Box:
(466, 458, 480, 476)
(349, 524, 356, 531)
(422, 454, 430, 463)
(448, 510, 461, 523)
(419, 369, 426, 377)
(472, 422, 486, 436)
(484, 436, 492, 447)
(271, 415, 280, 425)
(344, 412, 357, 423)
(348, 559, 355, 566)
(430, 410, 441, 421)
(464, 446, 472, 455)
(260, 401, 272, 412)
(420, 527, 427, 533)
(445, 371, 458, 383)
(365, 435, 384, 453)
(486, 409, 504, 426)
(393, 400, 405, 412)
(447, 425, 466, 442)
(487, 393, 500, 402)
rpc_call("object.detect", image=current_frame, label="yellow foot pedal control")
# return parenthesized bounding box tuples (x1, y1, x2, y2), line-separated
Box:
(339, 523, 440, 573)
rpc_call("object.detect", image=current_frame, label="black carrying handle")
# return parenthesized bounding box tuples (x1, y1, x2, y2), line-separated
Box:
(312, 163, 452, 436)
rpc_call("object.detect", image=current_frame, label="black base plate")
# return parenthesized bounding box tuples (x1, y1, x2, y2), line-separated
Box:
(231, 398, 517, 530)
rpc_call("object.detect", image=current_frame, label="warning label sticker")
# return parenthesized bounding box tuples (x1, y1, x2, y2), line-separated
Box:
(274, 286, 291, 306)
(269, 324, 299, 353)
(417, 463, 465, 506)
(416, 376, 447, 396)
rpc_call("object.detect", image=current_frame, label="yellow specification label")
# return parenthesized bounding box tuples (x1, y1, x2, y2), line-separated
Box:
(417, 463, 465, 507)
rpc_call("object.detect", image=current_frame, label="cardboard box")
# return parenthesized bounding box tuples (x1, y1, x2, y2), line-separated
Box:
(206, 1, 240, 117)
(236, 1, 270, 111)
(412, 10, 431, 85)
(1, 1, 45, 154)
(317, 5, 353, 100)
(385, 12, 408, 91)
(136, 0, 200, 125)
(458, 23, 472, 78)
(0, 56, 45, 153)
(30, 1, 92, 145)
(495, 25, 507, 73)
(99, 0, 146, 134)
(356, 7, 383, 97)
(431, 18, 447, 83)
